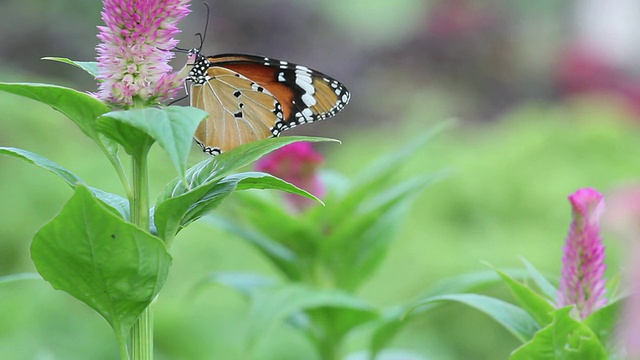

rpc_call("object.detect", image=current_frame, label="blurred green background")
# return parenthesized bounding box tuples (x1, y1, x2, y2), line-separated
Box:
(1, 0, 640, 359)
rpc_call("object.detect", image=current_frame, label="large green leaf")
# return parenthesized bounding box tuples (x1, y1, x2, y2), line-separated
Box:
(154, 177, 235, 243)
(493, 267, 555, 326)
(42, 57, 99, 79)
(583, 300, 623, 347)
(209, 136, 339, 180)
(160, 136, 339, 199)
(510, 307, 607, 360)
(0, 147, 129, 218)
(408, 293, 540, 343)
(0, 82, 110, 140)
(154, 171, 316, 246)
(97, 106, 207, 178)
(0, 147, 83, 186)
(31, 185, 172, 341)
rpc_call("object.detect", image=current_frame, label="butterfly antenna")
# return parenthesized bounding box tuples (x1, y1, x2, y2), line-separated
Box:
(194, 32, 203, 50)
(200, 2, 210, 50)
(172, 46, 191, 53)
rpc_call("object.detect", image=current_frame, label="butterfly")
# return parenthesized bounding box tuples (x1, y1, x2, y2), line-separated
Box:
(178, 49, 351, 155)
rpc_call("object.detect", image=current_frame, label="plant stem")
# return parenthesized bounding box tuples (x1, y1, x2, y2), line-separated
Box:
(115, 328, 130, 360)
(130, 148, 152, 360)
(131, 151, 149, 233)
(318, 335, 340, 360)
(312, 313, 341, 360)
(130, 306, 153, 360)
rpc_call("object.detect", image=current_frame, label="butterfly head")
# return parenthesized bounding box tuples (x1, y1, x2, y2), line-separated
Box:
(184, 48, 210, 84)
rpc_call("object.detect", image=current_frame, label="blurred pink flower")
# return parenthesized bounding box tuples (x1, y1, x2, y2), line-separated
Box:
(255, 142, 325, 212)
(605, 184, 640, 357)
(604, 184, 640, 240)
(557, 188, 607, 319)
(555, 45, 640, 117)
(96, 0, 190, 107)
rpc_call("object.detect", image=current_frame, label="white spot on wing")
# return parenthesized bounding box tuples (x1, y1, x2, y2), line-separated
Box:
(301, 93, 317, 107)
(296, 76, 315, 95)
(302, 107, 313, 121)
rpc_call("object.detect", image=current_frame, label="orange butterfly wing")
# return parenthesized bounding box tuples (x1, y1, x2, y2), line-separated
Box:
(187, 53, 350, 155)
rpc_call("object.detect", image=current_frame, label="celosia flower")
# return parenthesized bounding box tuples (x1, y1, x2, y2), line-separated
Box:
(96, 0, 191, 107)
(255, 142, 325, 212)
(557, 188, 607, 319)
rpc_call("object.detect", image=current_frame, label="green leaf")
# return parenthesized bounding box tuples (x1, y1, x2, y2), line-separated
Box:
(521, 257, 557, 301)
(247, 283, 376, 353)
(349, 349, 428, 360)
(367, 268, 532, 357)
(154, 171, 318, 245)
(491, 266, 555, 326)
(97, 107, 207, 177)
(31, 185, 172, 341)
(234, 172, 322, 204)
(510, 307, 608, 360)
(0, 82, 110, 140)
(0, 147, 83, 186)
(206, 273, 377, 353)
(0, 147, 129, 218)
(583, 300, 623, 346)
(408, 293, 540, 342)
(368, 306, 407, 359)
(199, 272, 279, 298)
(155, 137, 335, 231)
(202, 215, 301, 280)
(153, 176, 235, 244)
(0, 273, 42, 286)
(165, 136, 339, 195)
(91, 187, 131, 220)
(42, 57, 99, 78)
(327, 123, 451, 224)
(324, 174, 445, 290)
(227, 191, 319, 258)
(421, 270, 525, 298)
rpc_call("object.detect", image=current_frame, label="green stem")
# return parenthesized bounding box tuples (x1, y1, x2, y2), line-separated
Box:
(131, 151, 149, 232)
(130, 147, 152, 360)
(115, 328, 130, 360)
(317, 321, 340, 360)
(130, 306, 153, 360)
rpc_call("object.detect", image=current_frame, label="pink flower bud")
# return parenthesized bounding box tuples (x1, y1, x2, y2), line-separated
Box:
(557, 188, 607, 319)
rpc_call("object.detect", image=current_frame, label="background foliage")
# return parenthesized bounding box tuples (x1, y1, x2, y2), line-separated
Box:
(1, 0, 639, 359)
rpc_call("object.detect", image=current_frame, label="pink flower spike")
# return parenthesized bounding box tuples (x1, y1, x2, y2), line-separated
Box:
(96, 0, 191, 108)
(255, 142, 325, 212)
(557, 188, 607, 319)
